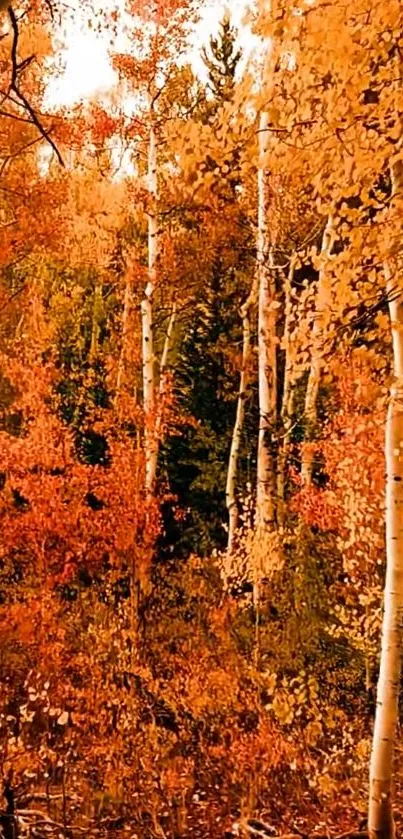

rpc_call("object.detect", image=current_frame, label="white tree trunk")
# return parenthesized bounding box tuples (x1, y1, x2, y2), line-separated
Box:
(226, 281, 256, 553)
(256, 110, 276, 531)
(142, 120, 158, 496)
(301, 214, 334, 485)
(277, 256, 296, 527)
(368, 158, 403, 839)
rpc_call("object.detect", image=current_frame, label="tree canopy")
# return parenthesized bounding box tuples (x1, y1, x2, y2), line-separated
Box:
(0, 2, 402, 839)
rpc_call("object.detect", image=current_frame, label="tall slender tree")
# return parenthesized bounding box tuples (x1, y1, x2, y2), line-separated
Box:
(202, 14, 241, 105)
(113, 0, 197, 496)
(142, 104, 159, 495)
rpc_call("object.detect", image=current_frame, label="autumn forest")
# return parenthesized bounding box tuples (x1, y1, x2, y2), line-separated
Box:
(1, 0, 403, 838)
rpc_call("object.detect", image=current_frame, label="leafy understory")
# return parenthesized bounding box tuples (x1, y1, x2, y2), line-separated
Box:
(0, 2, 402, 839)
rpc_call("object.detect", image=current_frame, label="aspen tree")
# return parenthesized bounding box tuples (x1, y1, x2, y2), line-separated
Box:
(142, 113, 158, 496)
(368, 156, 403, 839)
(226, 277, 257, 553)
(256, 109, 276, 530)
(277, 256, 296, 527)
(114, 0, 197, 497)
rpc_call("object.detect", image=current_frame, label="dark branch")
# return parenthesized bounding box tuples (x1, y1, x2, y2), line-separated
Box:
(7, 6, 64, 166)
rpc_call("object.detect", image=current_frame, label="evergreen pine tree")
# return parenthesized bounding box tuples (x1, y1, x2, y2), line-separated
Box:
(158, 16, 255, 560)
(201, 14, 241, 105)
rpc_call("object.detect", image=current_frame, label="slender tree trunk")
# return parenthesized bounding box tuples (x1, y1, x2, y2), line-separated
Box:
(254, 110, 278, 666)
(301, 215, 334, 484)
(277, 256, 296, 528)
(142, 119, 158, 496)
(226, 280, 257, 553)
(256, 110, 277, 531)
(368, 158, 403, 839)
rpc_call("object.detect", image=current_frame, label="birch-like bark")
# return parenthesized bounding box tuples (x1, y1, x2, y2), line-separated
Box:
(142, 118, 158, 496)
(301, 215, 334, 484)
(254, 109, 278, 668)
(256, 110, 277, 531)
(368, 157, 403, 839)
(277, 256, 296, 527)
(226, 278, 257, 553)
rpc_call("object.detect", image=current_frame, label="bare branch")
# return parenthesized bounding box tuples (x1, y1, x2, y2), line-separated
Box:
(7, 6, 64, 166)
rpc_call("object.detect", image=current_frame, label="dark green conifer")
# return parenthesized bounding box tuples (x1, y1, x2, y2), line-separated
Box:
(201, 14, 241, 104)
